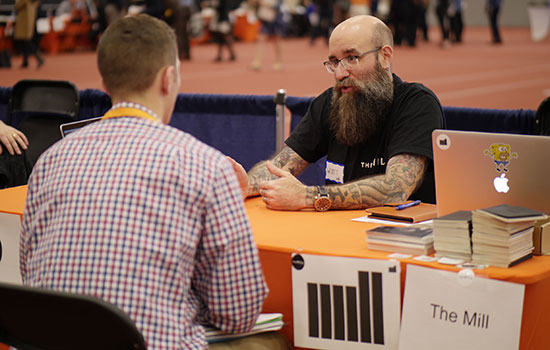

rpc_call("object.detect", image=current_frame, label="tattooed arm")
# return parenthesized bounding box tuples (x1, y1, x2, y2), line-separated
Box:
(325, 153, 428, 209)
(258, 153, 428, 210)
(246, 146, 310, 198)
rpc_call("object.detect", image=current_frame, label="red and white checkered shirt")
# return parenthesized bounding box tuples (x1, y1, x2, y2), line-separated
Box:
(21, 116, 268, 350)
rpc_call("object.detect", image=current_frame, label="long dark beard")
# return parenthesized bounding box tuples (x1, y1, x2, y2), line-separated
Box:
(329, 62, 394, 146)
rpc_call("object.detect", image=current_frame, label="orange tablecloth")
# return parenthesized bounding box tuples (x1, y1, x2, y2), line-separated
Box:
(0, 185, 26, 217)
(246, 197, 550, 350)
(2, 186, 549, 349)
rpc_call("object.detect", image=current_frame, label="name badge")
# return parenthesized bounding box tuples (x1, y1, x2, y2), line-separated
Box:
(325, 161, 344, 184)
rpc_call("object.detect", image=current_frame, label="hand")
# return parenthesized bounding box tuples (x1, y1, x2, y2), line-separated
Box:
(0, 121, 29, 156)
(226, 156, 248, 199)
(259, 161, 308, 210)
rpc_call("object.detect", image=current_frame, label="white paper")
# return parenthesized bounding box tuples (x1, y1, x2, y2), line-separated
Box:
(292, 254, 401, 349)
(399, 265, 524, 350)
(0, 212, 23, 284)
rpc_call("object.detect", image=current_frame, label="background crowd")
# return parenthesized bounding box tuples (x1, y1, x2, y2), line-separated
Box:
(0, 0, 504, 69)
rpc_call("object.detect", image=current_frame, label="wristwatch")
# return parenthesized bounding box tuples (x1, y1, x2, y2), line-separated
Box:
(313, 186, 332, 212)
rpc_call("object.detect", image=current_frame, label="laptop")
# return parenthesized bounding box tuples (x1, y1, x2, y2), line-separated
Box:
(432, 130, 550, 217)
(59, 117, 102, 138)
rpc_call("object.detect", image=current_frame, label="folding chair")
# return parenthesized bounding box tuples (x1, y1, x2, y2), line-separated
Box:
(7, 79, 80, 167)
(0, 282, 147, 350)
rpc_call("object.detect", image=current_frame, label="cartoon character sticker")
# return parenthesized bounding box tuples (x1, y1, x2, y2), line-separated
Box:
(484, 143, 518, 172)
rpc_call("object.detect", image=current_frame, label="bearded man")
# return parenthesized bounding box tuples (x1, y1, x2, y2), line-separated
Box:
(231, 15, 444, 211)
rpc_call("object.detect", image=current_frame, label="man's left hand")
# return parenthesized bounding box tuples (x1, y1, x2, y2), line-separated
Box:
(258, 161, 308, 210)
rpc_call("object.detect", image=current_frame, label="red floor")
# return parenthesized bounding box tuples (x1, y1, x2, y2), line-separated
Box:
(1, 26, 549, 110)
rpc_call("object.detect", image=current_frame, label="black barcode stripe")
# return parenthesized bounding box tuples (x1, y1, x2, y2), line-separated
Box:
(372, 272, 385, 345)
(346, 286, 358, 342)
(307, 283, 319, 337)
(359, 271, 372, 343)
(320, 284, 332, 339)
(332, 285, 345, 340)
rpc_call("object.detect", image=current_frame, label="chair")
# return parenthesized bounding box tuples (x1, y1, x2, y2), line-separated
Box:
(7, 79, 80, 167)
(0, 282, 147, 350)
(534, 97, 550, 135)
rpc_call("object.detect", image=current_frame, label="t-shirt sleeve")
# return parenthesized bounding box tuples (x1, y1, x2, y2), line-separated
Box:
(285, 89, 332, 163)
(387, 89, 444, 161)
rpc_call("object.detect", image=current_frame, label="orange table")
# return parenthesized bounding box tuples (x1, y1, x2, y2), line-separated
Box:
(2, 186, 549, 349)
(246, 197, 550, 350)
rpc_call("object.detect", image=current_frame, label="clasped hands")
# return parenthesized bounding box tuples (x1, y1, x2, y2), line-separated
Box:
(227, 157, 308, 210)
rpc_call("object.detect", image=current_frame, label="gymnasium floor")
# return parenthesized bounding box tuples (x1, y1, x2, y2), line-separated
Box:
(1, 26, 549, 110)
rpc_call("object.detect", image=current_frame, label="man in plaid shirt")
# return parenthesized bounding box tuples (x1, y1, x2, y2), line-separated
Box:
(20, 14, 279, 350)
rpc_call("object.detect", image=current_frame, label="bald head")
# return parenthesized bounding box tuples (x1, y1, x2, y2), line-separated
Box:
(330, 15, 393, 50)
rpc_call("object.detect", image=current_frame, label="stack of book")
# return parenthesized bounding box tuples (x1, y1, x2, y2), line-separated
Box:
(433, 210, 473, 260)
(205, 313, 284, 343)
(366, 226, 434, 255)
(471, 204, 548, 268)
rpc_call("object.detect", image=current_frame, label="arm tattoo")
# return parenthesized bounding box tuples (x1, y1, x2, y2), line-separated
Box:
(247, 146, 310, 197)
(324, 154, 428, 209)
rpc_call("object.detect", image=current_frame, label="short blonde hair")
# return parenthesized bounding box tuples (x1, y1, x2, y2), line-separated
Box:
(97, 14, 177, 96)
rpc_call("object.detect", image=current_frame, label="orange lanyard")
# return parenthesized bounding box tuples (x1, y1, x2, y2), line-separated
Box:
(101, 107, 159, 123)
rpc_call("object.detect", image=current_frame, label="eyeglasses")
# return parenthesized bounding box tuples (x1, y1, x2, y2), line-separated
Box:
(323, 47, 382, 73)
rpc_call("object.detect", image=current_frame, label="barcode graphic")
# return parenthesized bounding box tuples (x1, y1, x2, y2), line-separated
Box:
(307, 271, 384, 344)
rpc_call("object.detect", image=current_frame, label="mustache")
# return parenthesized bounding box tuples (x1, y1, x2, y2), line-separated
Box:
(335, 78, 363, 90)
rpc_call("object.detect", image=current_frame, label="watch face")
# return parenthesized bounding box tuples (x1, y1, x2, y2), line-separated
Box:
(314, 197, 332, 212)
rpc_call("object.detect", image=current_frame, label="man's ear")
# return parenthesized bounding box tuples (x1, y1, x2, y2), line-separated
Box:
(160, 65, 176, 95)
(378, 45, 393, 70)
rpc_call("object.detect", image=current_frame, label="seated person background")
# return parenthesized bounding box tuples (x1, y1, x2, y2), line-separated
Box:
(0, 120, 31, 189)
(20, 14, 275, 350)
(0, 120, 28, 156)
(232, 15, 444, 211)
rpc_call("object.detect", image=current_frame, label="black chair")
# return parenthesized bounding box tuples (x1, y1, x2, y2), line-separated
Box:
(7, 79, 80, 167)
(0, 282, 147, 350)
(534, 97, 550, 135)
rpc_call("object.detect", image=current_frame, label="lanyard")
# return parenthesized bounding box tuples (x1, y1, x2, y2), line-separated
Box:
(101, 107, 159, 123)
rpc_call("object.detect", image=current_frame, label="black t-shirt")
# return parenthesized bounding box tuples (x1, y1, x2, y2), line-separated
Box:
(285, 74, 445, 203)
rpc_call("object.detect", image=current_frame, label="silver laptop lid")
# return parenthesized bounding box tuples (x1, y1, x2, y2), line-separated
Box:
(59, 117, 102, 138)
(432, 130, 550, 217)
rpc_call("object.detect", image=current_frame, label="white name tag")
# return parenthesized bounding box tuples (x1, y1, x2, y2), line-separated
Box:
(325, 161, 344, 184)
(399, 265, 524, 350)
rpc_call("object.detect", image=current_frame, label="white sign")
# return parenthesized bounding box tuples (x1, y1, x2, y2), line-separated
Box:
(399, 265, 525, 350)
(292, 254, 401, 349)
(0, 212, 23, 284)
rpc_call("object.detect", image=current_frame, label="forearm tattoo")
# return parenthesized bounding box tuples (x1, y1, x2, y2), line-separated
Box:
(247, 146, 309, 197)
(324, 154, 428, 210)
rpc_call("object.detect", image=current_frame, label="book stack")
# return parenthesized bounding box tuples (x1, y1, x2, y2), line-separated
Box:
(205, 313, 284, 343)
(433, 211, 473, 260)
(471, 204, 548, 268)
(366, 226, 435, 255)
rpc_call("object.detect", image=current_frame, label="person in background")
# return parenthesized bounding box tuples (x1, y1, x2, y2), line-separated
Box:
(486, 0, 502, 44)
(209, 0, 237, 61)
(435, 0, 451, 47)
(20, 14, 286, 350)
(449, 0, 463, 43)
(309, 0, 333, 46)
(389, 0, 417, 47)
(416, 0, 429, 42)
(231, 15, 444, 211)
(0, 120, 28, 155)
(250, 0, 283, 70)
(55, 0, 98, 19)
(14, 0, 44, 68)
